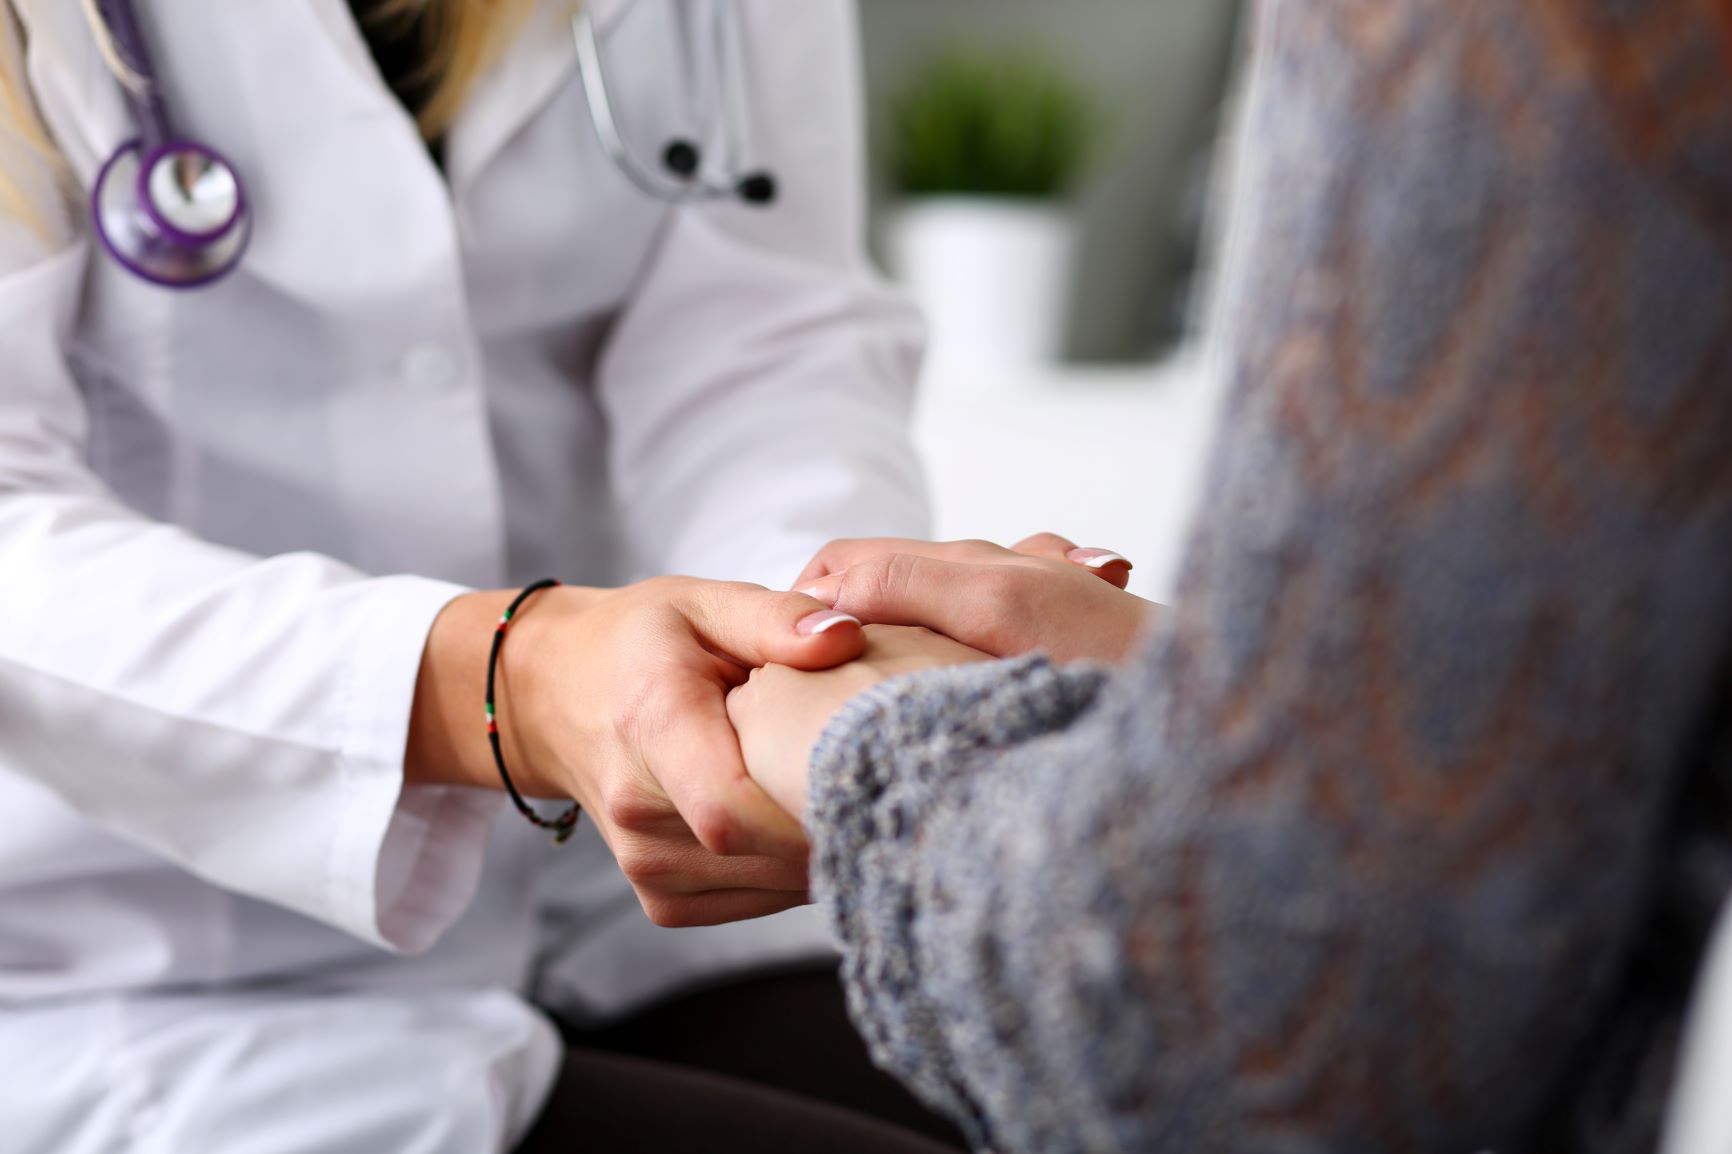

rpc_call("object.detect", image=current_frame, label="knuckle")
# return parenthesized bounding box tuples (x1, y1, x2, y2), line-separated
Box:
(982, 564, 1034, 610)
(635, 574, 682, 600)
(965, 568, 1039, 653)
(639, 892, 687, 928)
(761, 588, 806, 623)
(952, 537, 1011, 562)
(615, 843, 660, 886)
(811, 538, 899, 584)
(833, 557, 888, 613)
(977, 568, 1038, 636)
(601, 784, 665, 835)
(879, 553, 922, 605)
(686, 801, 737, 857)
(1021, 531, 1070, 553)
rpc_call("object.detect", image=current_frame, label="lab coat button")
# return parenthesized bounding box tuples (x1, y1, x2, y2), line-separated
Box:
(401, 343, 458, 390)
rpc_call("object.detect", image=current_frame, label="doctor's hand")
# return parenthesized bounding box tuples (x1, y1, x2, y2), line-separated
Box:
(407, 580, 865, 927)
(727, 626, 995, 820)
(793, 533, 1163, 664)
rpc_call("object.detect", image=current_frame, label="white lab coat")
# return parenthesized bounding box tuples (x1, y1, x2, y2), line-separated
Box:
(0, 0, 927, 1148)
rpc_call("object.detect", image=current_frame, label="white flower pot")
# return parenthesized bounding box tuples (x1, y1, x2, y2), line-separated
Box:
(884, 198, 1077, 382)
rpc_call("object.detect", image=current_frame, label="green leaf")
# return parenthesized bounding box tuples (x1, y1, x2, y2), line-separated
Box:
(884, 46, 1099, 200)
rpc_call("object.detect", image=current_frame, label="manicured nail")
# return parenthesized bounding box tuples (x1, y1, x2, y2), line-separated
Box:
(1068, 548, 1132, 570)
(796, 610, 861, 636)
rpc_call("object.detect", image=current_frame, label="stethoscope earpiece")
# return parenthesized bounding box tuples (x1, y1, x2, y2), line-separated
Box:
(736, 173, 777, 206)
(662, 143, 777, 208)
(662, 140, 702, 179)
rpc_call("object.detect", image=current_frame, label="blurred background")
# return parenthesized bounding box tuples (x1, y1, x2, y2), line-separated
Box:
(854, 1, 1248, 601)
(860, 0, 1245, 361)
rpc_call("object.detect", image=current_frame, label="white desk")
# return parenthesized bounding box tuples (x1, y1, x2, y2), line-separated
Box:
(912, 348, 1224, 604)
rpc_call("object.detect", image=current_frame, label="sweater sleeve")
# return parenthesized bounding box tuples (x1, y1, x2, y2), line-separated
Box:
(806, 0, 1732, 1151)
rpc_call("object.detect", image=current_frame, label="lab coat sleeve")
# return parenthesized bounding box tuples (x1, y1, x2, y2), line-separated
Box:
(0, 175, 495, 953)
(594, 0, 930, 588)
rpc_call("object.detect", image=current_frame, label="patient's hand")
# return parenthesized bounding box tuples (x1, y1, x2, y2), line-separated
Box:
(727, 625, 993, 818)
(794, 533, 1162, 663)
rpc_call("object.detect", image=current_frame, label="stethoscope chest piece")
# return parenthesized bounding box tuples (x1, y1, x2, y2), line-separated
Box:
(93, 138, 250, 288)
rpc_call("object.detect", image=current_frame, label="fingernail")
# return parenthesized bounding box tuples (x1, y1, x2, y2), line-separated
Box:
(797, 573, 844, 607)
(1068, 548, 1132, 570)
(796, 609, 861, 636)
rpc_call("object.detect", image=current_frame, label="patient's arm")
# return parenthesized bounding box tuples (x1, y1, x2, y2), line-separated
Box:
(770, 1, 1732, 1151)
(729, 625, 993, 817)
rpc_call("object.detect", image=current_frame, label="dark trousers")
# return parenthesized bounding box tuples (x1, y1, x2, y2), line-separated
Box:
(516, 964, 968, 1153)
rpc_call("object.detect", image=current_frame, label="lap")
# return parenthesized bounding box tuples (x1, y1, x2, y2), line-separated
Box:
(517, 1046, 958, 1154)
(524, 964, 966, 1153)
(0, 965, 957, 1154)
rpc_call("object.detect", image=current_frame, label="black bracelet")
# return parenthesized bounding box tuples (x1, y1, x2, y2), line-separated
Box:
(486, 578, 580, 845)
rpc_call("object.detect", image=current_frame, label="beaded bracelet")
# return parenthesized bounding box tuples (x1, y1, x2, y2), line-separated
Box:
(486, 578, 580, 845)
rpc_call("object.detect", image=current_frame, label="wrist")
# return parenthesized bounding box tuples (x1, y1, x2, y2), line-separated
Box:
(405, 585, 601, 797)
(493, 584, 603, 799)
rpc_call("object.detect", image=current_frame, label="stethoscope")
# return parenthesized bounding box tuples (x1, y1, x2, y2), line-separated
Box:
(92, 0, 778, 290)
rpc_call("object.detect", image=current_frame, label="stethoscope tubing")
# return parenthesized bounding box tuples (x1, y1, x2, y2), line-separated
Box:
(93, 0, 775, 289)
(94, 0, 172, 148)
(572, 7, 709, 202)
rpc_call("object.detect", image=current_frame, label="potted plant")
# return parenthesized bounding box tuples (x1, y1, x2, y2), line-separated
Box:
(882, 47, 1097, 377)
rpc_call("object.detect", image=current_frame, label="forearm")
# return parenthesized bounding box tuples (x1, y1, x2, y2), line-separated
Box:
(0, 489, 473, 947)
(808, 656, 1109, 1145)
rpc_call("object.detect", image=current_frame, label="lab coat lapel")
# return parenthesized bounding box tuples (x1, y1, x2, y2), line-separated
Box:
(445, 0, 630, 197)
(301, 0, 390, 92)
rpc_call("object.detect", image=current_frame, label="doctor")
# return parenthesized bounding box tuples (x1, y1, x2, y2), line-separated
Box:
(0, 0, 957, 1150)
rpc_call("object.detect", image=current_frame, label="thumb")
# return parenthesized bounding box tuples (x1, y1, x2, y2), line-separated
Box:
(675, 582, 866, 672)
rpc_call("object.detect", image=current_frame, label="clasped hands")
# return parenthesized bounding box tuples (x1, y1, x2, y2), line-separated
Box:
(409, 534, 1155, 929)
(728, 534, 1152, 822)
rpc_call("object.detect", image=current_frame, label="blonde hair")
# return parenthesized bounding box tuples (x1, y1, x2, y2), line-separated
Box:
(0, 0, 542, 237)
(365, 0, 540, 141)
(0, 1, 64, 236)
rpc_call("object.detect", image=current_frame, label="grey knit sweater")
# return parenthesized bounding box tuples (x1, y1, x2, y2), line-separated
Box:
(806, 2, 1732, 1152)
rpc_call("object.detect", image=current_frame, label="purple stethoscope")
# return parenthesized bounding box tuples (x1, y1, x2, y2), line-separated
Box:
(90, 0, 249, 289)
(92, 0, 776, 291)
